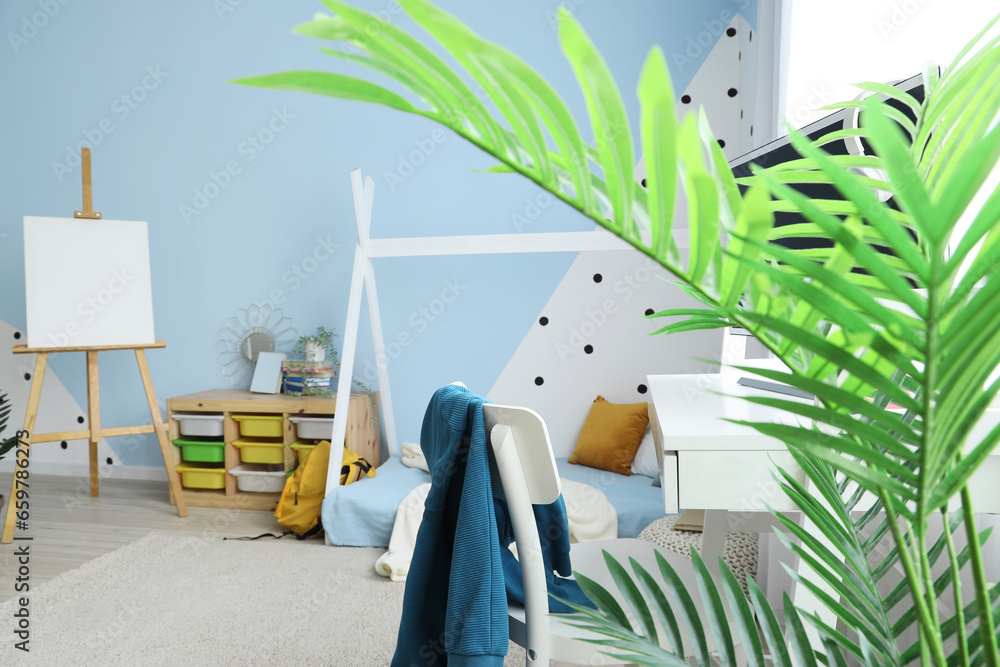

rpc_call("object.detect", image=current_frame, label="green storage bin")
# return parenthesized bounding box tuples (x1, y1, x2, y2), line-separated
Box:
(173, 436, 226, 463)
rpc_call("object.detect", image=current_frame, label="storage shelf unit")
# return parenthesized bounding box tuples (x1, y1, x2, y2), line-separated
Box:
(166, 389, 381, 510)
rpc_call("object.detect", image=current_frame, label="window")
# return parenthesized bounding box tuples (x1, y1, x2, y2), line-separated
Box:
(782, 0, 999, 130)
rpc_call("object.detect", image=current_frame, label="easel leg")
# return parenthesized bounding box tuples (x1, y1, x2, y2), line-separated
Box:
(135, 350, 187, 517)
(86, 350, 101, 497)
(2, 354, 47, 544)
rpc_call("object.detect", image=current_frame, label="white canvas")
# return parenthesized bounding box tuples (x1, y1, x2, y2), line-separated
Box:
(24, 216, 155, 349)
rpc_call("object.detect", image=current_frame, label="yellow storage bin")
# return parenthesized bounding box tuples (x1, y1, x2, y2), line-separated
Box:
(233, 438, 285, 464)
(175, 463, 226, 490)
(232, 414, 284, 438)
(291, 441, 319, 466)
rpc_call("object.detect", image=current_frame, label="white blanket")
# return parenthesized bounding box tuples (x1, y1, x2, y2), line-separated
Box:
(375, 477, 618, 581)
(400, 441, 428, 472)
(375, 483, 430, 582)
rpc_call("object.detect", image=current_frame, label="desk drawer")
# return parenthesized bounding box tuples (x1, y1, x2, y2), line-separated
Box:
(678, 450, 804, 511)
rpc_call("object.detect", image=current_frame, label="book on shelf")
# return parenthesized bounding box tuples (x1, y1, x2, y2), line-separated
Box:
(282, 360, 338, 395)
(282, 377, 333, 393)
(283, 362, 334, 373)
(283, 377, 332, 385)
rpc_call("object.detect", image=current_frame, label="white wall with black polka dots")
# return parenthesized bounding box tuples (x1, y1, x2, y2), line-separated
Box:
(488, 10, 759, 458)
(487, 248, 725, 458)
(0, 320, 123, 476)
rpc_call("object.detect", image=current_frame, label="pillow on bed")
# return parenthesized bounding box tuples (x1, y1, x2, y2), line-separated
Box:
(568, 396, 649, 475)
(630, 427, 659, 479)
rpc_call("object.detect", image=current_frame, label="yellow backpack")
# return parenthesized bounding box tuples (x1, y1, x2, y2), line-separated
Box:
(274, 441, 376, 538)
(340, 446, 377, 485)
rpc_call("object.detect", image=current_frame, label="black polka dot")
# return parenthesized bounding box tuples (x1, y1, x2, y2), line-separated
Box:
(60, 441, 68, 449)
(739, 51, 742, 61)
(750, 125, 754, 136)
(539, 316, 549, 326)
(24, 373, 30, 381)
(106, 457, 113, 465)
(534, 376, 544, 386)
(640, 178, 646, 188)
(13, 331, 21, 340)
(728, 88, 738, 98)
(593, 274, 603, 283)
(718, 139, 726, 148)
(727, 27, 737, 37)
(749, 30, 753, 42)
(637, 384, 648, 394)
(680, 94, 691, 104)
(584, 345, 594, 354)
(77, 416, 85, 424)
(740, 110, 744, 119)
(644, 308, 655, 316)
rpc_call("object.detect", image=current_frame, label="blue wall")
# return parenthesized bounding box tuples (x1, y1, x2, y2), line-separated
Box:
(0, 0, 756, 466)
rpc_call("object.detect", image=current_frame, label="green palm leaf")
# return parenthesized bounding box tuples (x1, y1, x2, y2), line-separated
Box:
(556, 7, 635, 241)
(239, 3, 1000, 664)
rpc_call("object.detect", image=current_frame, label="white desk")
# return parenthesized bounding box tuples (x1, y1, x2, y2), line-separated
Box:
(648, 367, 814, 518)
(648, 368, 1000, 518)
(648, 367, 1000, 647)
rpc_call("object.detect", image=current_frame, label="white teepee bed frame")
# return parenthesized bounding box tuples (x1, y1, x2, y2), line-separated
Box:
(324, 168, 673, 496)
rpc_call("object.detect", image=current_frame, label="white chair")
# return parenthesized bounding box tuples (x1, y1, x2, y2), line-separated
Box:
(482, 403, 719, 666)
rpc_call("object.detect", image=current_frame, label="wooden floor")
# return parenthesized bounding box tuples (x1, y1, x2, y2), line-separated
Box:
(0, 474, 281, 603)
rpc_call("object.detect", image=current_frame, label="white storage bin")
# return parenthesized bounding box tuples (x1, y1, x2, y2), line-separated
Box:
(289, 415, 335, 440)
(230, 464, 287, 493)
(174, 412, 225, 437)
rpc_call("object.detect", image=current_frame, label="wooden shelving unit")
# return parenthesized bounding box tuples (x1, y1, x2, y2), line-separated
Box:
(166, 389, 380, 510)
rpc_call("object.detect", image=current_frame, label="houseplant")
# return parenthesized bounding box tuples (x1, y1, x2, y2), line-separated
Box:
(286, 326, 372, 399)
(235, 3, 1000, 664)
(293, 326, 339, 364)
(285, 326, 340, 397)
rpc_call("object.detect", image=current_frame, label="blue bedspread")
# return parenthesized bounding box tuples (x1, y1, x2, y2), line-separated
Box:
(322, 455, 670, 546)
(556, 458, 670, 538)
(322, 455, 430, 547)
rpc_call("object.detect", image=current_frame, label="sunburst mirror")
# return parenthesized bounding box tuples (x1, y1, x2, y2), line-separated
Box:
(216, 304, 297, 387)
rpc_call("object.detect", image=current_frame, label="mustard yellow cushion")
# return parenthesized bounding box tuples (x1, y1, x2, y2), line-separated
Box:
(568, 396, 649, 475)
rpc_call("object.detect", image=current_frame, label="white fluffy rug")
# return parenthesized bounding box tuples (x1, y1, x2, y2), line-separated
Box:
(0, 532, 526, 666)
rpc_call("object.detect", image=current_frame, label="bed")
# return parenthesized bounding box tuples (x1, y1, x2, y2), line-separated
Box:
(555, 458, 666, 539)
(322, 455, 668, 547)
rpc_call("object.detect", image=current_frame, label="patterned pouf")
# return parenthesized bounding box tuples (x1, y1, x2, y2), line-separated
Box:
(638, 515, 759, 596)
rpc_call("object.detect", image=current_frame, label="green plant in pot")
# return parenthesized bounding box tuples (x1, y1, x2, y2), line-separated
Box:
(285, 326, 340, 397)
(293, 326, 339, 364)
(288, 326, 371, 397)
(236, 3, 1000, 664)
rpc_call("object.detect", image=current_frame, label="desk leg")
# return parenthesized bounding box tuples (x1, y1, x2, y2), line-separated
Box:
(701, 510, 728, 576)
(86, 350, 101, 497)
(2, 354, 47, 544)
(135, 350, 187, 518)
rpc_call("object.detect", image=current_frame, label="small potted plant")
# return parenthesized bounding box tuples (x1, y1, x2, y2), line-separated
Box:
(293, 326, 338, 364)
(285, 327, 341, 397)
(284, 328, 372, 398)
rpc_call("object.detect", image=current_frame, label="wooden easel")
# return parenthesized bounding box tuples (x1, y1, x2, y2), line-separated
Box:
(2, 149, 187, 544)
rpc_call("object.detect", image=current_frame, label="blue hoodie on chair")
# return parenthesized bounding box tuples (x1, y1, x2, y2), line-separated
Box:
(391, 384, 593, 667)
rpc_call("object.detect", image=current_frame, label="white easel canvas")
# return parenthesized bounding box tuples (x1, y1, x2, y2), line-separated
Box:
(24, 216, 156, 349)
